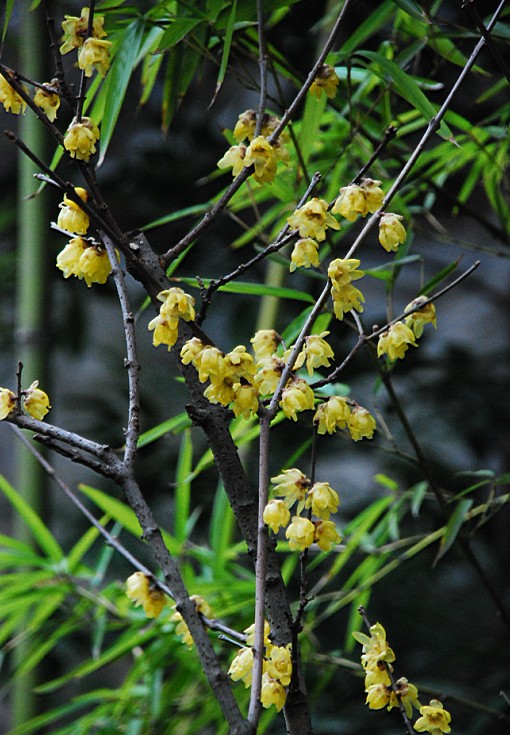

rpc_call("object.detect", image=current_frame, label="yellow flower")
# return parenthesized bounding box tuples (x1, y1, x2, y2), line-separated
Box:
(414, 699, 452, 734)
(365, 682, 391, 710)
(217, 144, 247, 177)
(364, 660, 392, 688)
(233, 109, 257, 142)
(57, 187, 90, 234)
(125, 571, 166, 619)
(224, 345, 256, 382)
(314, 395, 351, 434)
(56, 236, 88, 279)
(347, 405, 376, 441)
(78, 244, 113, 286)
(78, 37, 112, 77)
(388, 677, 420, 719)
(314, 519, 341, 551)
(280, 379, 315, 421)
(231, 383, 259, 419)
(302, 332, 334, 376)
(309, 64, 340, 100)
(289, 237, 320, 272)
(149, 288, 196, 350)
(0, 73, 26, 115)
(353, 622, 396, 669)
(271, 468, 309, 511)
(328, 257, 365, 286)
(228, 647, 254, 687)
(404, 296, 437, 338)
(253, 356, 284, 395)
(0, 388, 16, 420)
(265, 644, 292, 686)
(180, 337, 204, 365)
(23, 381, 50, 420)
(286, 515, 315, 551)
(170, 595, 212, 647)
(331, 283, 365, 320)
(379, 213, 406, 252)
(195, 345, 226, 384)
(263, 499, 291, 533)
(60, 8, 107, 55)
(244, 619, 271, 647)
(287, 198, 340, 242)
(64, 117, 100, 161)
(306, 481, 339, 519)
(331, 179, 385, 221)
(33, 81, 60, 122)
(260, 672, 287, 712)
(377, 321, 417, 361)
(251, 329, 281, 363)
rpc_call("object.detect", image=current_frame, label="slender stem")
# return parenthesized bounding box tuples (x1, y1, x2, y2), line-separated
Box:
(102, 233, 141, 469)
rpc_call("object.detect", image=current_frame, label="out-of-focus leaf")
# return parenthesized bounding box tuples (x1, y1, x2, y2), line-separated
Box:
(391, 0, 427, 21)
(174, 429, 193, 543)
(211, 0, 237, 104)
(2, 0, 15, 41)
(174, 276, 315, 302)
(137, 413, 191, 449)
(339, 1, 395, 54)
(418, 259, 459, 296)
(356, 51, 452, 139)
(0, 475, 63, 562)
(141, 204, 210, 231)
(157, 17, 203, 51)
(210, 481, 236, 575)
(97, 18, 146, 164)
(434, 498, 473, 565)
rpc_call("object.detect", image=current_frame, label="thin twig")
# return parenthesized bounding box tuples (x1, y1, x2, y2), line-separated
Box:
(101, 233, 141, 469)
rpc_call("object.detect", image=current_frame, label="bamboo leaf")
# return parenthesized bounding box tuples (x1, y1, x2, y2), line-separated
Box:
(98, 19, 146, 164)
(418, 259, 459, 296)
(0, 475, 63, 562)
(211, 0, 237, 104)
(174, 429, 193, 543)
(157, 18, 203, 50)
(137, 413, 191, 449)
(434, 499, 473, 565)
(2, 0, 15, 41)
(174, 277, 315, 303)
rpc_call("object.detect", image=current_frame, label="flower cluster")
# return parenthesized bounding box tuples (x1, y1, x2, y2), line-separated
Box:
(148, 288, 196, 351)
(287, 197, 340, 243)
(0, 381, 51, 422)
(64, 116, 100, 161)
(331, 179, 385, 221)
(60, 7, 111, 77)
(263, 468, 341, 552)
(125, 572, 166, 619)
(377, 297, 437, 361)
(217, 110, 289, 185)
(309, 64, 340, 100)
(328, 257, 365, 320)
(170, 595, 212, 647)
(0, 71, 27, 115)
(353, 621, 451, 732)
(56, 236, 114, 287)
(228, 621, 292, 712)
(314, 396, 376, 441)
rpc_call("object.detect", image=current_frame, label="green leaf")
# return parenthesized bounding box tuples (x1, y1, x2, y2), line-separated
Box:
(418, 259, 459, 296)
(174, 429, 193, 543)
(137, 413, 191, 449)
(157, 17, 203, 50)
(98, 19, 146, 164)
(434, 499, 473, 565)
(2, 0, 15, 41)
(210, 481, 236, 575)
(174, 277, 315, 303)
(356, 50, 452, 139)
(0, 475, 63, 562)
(212, 0, 237, 103)
(141, 203, 210, 231)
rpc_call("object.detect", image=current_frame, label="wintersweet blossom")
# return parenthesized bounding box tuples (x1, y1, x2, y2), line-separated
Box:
(217, 144, 247, 177)
(328, 257, 365, 286)
(263, 499, 291, 533)
(414, 700, 452, 734)
(228, 647, 254, 687)
(404, 296, 437, 338)
(302, 332, 335, 375)
(60, 8, 107, 54)
(233, 110, 286, 143)
(331, 283, 365, 320)
(224, 345, 255, 381)
(231, 383, 259, 419)
(125, 572, 166, 619)
(377, 321, 417, 361)
(0, 73, 26, 115)
(243, 135, 281, 184)
(314, 519, 341, 551)
(353, 622, 396, 669)
(265, 644, 292, 687)
(78, 37, 112, 77)
(306, 481, 339, 519)
(149, 288, 196, 350)
(271, 468, 309, 511)
(287, 198, 340, 242)
(77, 244, 113, 287)
(286, 515, 315, 551)
(23, 381, 50, 420)
(57, 187, 90, 235)
(387, 677, 420, 719)
(314, 395, 351, 434)
(64, 117, 100, 161)
(244, 620, 271, 647)
(253, 356, 284, 395)
(170, 595, 212, 648)
(347, 405, 376, 441)
(251, 329, 281, 362)
(280, 379, 315, 421)
(195, 345, 225, 384)
(33, 82, 60, 122)
(260, 672, 287, 712)
(290, 238, 320, 271)
(332, 179, 385, 221)
(379, 213, 406, 252)
(309, 64, 340, 100)
(365, 682, 391, 710)
(0, 388, 16, 420)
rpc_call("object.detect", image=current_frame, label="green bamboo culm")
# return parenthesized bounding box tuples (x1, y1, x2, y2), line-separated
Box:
(13, 1, 50, 727)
